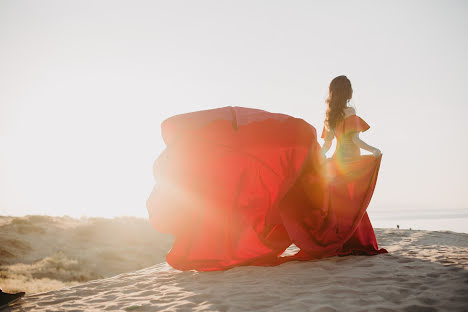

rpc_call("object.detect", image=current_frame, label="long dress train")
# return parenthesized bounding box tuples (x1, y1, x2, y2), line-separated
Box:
(146, 107, 386, 271)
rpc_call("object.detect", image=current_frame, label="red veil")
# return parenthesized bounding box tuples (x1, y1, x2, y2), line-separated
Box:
(147, 107, 386, 271)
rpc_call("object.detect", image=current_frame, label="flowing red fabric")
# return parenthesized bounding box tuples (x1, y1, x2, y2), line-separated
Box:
(147, 107, 386, 271)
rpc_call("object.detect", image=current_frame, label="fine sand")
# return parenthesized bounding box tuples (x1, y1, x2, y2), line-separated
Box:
(4, 226, 468, 312)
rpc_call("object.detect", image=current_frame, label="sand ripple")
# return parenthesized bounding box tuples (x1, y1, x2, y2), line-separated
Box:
(7, 229, 468, 311)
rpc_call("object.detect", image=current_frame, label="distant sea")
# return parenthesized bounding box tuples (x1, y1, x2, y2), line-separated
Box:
(2, 209, 467, 234)
(369, 208, 468, 234)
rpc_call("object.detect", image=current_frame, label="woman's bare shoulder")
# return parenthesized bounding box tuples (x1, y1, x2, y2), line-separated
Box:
(344, 107, 356, 117)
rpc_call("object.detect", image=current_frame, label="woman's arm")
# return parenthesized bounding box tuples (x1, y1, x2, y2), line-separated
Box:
(321, 139, 333, 158)
(320, 127, 334, 158)
(351, 133, 381, 156)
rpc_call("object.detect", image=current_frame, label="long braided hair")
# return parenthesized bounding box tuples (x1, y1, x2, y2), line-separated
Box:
(325, 75, 353, 130)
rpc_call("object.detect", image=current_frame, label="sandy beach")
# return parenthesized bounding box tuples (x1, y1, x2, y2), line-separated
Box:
(2, 218, 467, 311)
(1, 0, 467, 310)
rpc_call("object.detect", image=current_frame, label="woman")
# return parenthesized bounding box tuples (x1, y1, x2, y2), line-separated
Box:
(279, 75, 385, 260)
(321, 75, 381, 158)
(147, 77, 386, 271)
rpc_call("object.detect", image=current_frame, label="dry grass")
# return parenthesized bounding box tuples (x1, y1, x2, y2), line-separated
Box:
(0, 215, 173, 294)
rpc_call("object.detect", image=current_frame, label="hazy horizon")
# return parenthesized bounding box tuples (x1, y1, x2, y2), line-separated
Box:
(1, 1, 467, 232)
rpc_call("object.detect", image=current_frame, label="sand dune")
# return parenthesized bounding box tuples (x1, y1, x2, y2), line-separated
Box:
(0, 216, 173, 294)
(5, 228, 468, 311)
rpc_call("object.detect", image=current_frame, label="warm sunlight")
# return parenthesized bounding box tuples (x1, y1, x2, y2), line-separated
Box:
(1, 1, 467, 311)
(1, 1, 467, 225)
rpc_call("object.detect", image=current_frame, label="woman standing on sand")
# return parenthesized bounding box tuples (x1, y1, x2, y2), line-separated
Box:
(321, 76, 384, 254)
(147, 76, 386, 271)
(279, 75, 385, 259)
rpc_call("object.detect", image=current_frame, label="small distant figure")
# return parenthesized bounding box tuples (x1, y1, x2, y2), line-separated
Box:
(0, 289, 25, 309)
(397, 225, 400, 229)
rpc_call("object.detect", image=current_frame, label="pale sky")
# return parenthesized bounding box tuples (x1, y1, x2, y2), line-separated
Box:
(1, 0, 467, 221)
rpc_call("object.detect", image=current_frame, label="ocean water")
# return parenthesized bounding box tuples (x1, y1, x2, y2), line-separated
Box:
(368, 208, 468, 234)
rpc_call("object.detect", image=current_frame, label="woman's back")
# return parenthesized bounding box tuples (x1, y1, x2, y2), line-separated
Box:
(322, 107, 370, 161)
